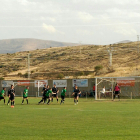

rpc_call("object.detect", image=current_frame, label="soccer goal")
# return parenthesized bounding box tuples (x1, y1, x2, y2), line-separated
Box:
(13, 81, 37, 97)
(95, 77, 140, 100)
(13, 80, 48, 97)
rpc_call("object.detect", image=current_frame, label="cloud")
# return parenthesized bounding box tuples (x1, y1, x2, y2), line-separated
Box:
(78, 12, 94, 23)
(114, 25, 137, 36)
(16, 0, 30, 5)
(42, 23, 56, 33)
(76, 29, 93, 35)
(40, 17, 56, 22)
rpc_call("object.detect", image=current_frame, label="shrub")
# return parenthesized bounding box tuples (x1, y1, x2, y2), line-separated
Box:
(31, 71, 34, 74)
(18, 73, 22, 77)
(94, 65, 103, 75)
(57, 73, 64, 79)
(0, 77, 4, 80)
(24, 73, 28, 78)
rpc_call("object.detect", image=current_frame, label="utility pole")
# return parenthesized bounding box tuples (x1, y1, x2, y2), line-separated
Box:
(137, 35, 139, 53)
(28, 54, 30, 79)
(108, 44, 115, 67)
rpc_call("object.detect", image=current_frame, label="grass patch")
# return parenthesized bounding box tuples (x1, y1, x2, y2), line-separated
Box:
(0, 97, 140, 140)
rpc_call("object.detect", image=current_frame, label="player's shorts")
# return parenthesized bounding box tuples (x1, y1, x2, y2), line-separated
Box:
(23, 96, 27, 99)
(52, 93, 58, 97)
(61, 95, 65, 100)
(115, 91, 119, 94)
(10, 95, 15, 100)
(74, 93, 78, 98)
(44, 96, 50, 100)
(0, 97, 4, 100)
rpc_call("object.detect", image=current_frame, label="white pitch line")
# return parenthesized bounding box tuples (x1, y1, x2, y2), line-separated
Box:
(75, 109, 138, 113)
(35, 108, 60, 110)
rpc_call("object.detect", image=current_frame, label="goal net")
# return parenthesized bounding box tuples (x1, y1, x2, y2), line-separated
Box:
(95, 77, 140, 100)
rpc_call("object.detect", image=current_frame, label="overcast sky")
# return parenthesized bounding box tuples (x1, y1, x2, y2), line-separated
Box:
(0, 0, 140, 45)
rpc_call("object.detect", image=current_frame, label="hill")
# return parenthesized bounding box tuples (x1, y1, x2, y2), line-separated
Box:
(0, 41, 139, 80)
(0, 38, 77, 54)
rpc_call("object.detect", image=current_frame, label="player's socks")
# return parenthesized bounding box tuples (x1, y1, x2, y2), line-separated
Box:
(52, 98, 53, 102)
(74, 99, 75, 103)
(22, 100, 24, 103)
(47, 99, 50, 104)
(26, 99, 28, 104)
(118, 95, 120, 99)
(57, 99, 58, 102)
(77, 100, 78, 104)
(113, 95, 115, 99)
(39, 99, 43, 103)
(11, 101, 13, 106)
(4, 99, 5, 104)
(13, 101, 15, 106)
(8, 99, 10, 103)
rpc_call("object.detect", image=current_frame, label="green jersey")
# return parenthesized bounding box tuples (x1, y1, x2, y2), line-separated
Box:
(23, 89, 28, 97)
(0, 90, 5, 97)
(61, 89, 66, 96)
(45, 89, 52, 97)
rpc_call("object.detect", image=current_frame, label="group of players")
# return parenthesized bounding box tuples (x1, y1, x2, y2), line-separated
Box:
(38, 84, 81, 105)
(0, 85, 15, 107)
(0, 84, 81, 107)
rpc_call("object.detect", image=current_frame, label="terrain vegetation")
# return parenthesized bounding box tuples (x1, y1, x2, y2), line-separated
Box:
(0, 41, 139, 80)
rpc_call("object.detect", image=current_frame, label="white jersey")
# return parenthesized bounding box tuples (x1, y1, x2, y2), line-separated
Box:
(102, 88, 105, 94)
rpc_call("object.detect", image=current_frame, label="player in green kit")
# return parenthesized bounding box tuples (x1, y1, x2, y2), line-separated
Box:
(60, 87, 66, 105)
(22, 86, 29, 104)
(45, 88, 52, 105)
(0, 87, 6, 104)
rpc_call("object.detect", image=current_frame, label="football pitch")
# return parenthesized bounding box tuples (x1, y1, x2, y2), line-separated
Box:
(0, 97, 140, 140)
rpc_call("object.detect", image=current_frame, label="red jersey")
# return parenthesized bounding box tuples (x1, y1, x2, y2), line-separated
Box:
(114, 86, 120, 91)
(93, 86, 95, 91)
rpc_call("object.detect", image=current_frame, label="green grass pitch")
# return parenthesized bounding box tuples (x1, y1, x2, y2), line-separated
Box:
(0, 97, 140, 140)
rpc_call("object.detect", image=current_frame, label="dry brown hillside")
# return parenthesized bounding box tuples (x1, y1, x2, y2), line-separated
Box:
(0, 41, 140, 80)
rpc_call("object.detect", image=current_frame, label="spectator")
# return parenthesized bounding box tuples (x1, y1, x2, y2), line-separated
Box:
(100, 86, 106, 98)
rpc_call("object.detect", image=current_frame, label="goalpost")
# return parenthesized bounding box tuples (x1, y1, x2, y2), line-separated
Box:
(95, 77, 140, 100)
(13, 81, 36, 97)
(13, 81, 47, 97)
(95, 77, 114, 100)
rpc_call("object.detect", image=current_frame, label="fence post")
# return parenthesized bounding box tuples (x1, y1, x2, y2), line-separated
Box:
(36, 92, 37, 97)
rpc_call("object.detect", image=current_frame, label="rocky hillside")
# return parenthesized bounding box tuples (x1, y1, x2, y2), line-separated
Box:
(0, 41, 139, 80)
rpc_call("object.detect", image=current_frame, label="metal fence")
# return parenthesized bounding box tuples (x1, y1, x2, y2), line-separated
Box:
(0, 79, 95, 98)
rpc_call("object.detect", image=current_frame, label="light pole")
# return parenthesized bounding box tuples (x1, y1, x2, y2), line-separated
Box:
(108, 44, 115, 67)
(137, 35, 140, 53)
(28, 53, 30, 79)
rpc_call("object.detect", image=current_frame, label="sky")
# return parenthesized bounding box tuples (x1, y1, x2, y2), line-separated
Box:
(0, 0, 140, 45)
